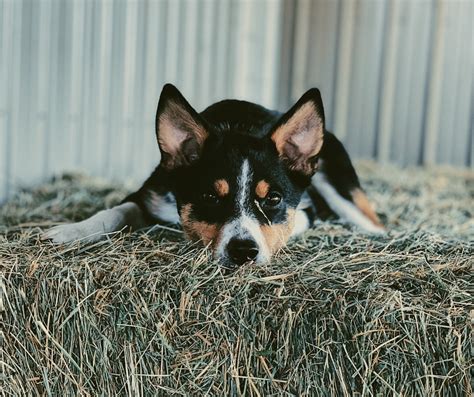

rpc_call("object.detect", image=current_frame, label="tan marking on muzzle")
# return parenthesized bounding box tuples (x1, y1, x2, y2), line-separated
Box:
(351, 188, 384, 228)
(260, 209, 296, 254)
(214, 179, 229, 197)
(180, 204, 222, 246)
(255, 180, 270, 199)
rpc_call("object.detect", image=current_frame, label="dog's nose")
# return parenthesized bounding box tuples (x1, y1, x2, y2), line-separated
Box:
(226, 238, 259, 265)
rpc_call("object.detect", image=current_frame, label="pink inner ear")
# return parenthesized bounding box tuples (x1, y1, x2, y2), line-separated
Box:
(289, 126, 323, 157)
(272, 101, 324, 160)
(157, 99, 208, 163)
(158, 115, 190, 156)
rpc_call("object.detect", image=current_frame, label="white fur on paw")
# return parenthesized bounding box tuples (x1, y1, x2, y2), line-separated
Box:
(41, 223, 104, 244)
(42, 203, 145, 244)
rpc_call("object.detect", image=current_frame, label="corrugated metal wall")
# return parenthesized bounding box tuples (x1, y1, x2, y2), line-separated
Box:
(281, 0, 473, 167)
(1, 0, 473, 202)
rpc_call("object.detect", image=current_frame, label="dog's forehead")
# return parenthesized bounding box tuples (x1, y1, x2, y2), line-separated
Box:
(198, 146, 283, 193)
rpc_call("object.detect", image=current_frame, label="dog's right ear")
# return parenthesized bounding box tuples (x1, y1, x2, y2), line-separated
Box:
(156, 84, 209, 170)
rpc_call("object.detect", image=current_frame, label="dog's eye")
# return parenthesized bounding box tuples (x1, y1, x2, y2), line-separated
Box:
(264, 191, 282, 207)
(201, 192, 220, 205)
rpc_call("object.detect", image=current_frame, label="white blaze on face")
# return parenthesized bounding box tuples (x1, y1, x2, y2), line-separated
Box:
(237, 159, 251, 212)
(216, 159, 270, 263)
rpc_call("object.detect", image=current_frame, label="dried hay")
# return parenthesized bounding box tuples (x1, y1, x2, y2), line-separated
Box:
(1, 162, 473, 396)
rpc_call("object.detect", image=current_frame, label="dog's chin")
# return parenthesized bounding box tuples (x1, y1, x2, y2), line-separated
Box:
(216, 254, 269, 270)
(218, 258, 255, 271)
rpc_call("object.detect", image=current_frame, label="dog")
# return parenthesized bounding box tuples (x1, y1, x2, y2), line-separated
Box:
(43, 84, 384, 267)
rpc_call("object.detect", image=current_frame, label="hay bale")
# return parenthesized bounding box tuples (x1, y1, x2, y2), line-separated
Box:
(1, 162, 472, 396)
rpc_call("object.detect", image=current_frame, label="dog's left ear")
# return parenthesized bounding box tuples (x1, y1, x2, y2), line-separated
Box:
(156, 84, 209, 170)
(270, 88, 325, 176)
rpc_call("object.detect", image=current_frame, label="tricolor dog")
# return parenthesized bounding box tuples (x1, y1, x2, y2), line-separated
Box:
(43, 84, 384, 267)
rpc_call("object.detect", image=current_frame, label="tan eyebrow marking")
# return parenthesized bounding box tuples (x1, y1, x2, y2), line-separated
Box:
(255, 180, 270, 199)
(214, 179, 229, 197)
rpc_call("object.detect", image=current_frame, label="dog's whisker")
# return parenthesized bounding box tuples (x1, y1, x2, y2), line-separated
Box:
(254, 200, 272, 225)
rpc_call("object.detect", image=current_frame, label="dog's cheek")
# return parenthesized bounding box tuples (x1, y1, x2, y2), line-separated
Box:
(180, 204, 221, 246)
(260, 209, 296, 254)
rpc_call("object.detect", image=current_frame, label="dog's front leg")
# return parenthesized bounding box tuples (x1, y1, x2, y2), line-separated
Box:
(41, 202, 147, 244)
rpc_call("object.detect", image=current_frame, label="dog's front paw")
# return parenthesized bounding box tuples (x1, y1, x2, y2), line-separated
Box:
(41, 223, 102, 244)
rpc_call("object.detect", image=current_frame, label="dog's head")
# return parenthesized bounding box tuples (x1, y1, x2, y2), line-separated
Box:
(156, 84, 325, 267)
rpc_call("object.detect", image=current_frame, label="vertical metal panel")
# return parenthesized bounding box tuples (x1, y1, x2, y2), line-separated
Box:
(389, 1, 418, 164)
(424, 0, 447, 165)
(138, 0, 168, 177)
(164, 0, 182, 88)
(290, 0, 313, 104)
(233, 0, 253, 100)
(180, 0, 199, 101)
(71, 0, 105, 175)
(15, 0, 33, 186)
(212, 0, 232, 103)
(436, 0, 462, 165)
(128, 0, 151, 181)
(450, 1, 473, 167)
(401, 0, 433, 165)
(43, 0, 59, 177)
(437, 0, 473, 166)
(5, 0, 23, 197)
(421, 0, 473, 167)
(470, 90, 474, 168)
(195, 0, 216, 109)
(234, 0, 264, 104)
(332, 0, 356, 142)
(224, 1, 238, 97)
(302, 0, 340, 128)
(0, 0, 4, 195)
(0, 0, 14, 197)
(105, 1, 126, 178)
(377, 0, 401, 163)
(261, 0, 282, 108)
(86, 1, 112, 175)
(68, 0, 85, 169)
(390, 0, 433, 166)
(20, 0, 42, 183)
(277, 0, 297, 110)
(344, 0, 386, 159)
(35, 0, 52, 181)
(120, 0, 139, 178)
(46, 2, 71, 174)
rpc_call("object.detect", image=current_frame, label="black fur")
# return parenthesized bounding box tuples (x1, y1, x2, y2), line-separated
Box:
(125, 84, 362, 230)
